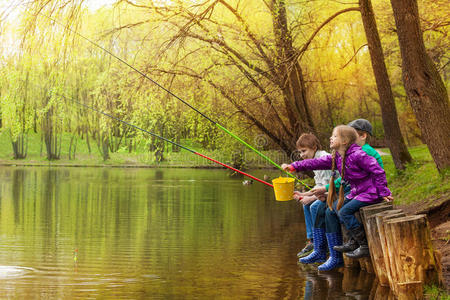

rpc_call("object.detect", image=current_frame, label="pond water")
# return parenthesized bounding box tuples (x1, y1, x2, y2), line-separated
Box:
(0, 167, 378, 299)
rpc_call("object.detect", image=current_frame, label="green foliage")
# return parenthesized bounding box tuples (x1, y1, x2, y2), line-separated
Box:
(382, 145, 450, 205)
(424, 285, 450, 300)
(0, 0, 448, 165)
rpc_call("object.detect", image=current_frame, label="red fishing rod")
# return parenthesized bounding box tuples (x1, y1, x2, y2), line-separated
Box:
(34, 11, 310, 190)
(63, 94, 273, 188)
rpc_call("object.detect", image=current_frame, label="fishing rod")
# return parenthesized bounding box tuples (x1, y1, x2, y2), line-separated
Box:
(36, 12, 310, 190)
(57, 92, 274, 188)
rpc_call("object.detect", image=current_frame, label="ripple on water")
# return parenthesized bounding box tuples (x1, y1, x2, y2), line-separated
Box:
(0, 266, 35, 279)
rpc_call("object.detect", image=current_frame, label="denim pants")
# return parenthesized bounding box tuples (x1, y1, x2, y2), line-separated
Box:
(303, 200, 325, 239)
(325, 198, 377, 233)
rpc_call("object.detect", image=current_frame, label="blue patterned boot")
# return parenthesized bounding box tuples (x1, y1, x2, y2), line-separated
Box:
(318, 232, 344, 271)
(299, 228, 327, 264)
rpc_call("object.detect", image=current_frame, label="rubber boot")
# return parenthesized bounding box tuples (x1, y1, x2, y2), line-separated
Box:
(345, 226, 370, 259)
(317, 232, 344, 271)
(333, 229, 358, 253)
(299, 228, 327, 264)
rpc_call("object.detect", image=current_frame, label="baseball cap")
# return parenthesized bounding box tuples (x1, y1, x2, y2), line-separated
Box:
(347, 119, 373, 136)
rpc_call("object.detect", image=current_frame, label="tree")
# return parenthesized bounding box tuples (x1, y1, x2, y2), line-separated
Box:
(110, 0, 358, 154)
(358, 0, 412, 169)
(390, 0, 450, 172)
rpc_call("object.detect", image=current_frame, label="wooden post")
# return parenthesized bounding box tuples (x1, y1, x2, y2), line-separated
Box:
(372, 210, 406, 287)
(358, 202, 393, 273)
(359, 202, 393, 232)
(342, 267, 361, 292)
(385, 215, 438, 299)
(369, 280, 396, 300)
(397, 281, 423, 300)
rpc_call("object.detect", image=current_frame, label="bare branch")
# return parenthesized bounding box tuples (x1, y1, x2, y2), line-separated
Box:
(297, 7, 360, 59)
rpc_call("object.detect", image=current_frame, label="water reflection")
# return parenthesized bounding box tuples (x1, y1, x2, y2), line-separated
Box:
(0, 167, 384, 298)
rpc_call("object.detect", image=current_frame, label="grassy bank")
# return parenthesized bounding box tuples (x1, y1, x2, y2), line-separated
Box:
(380, 145, 449, 207)
(0, 131, 288, 168)
(1, 131, 447, 206)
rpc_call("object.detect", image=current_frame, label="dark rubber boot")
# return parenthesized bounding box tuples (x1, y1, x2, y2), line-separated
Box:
(333, 235, 358, 253)
(345, 226, 370, 259)
(299, 228, 327, 264)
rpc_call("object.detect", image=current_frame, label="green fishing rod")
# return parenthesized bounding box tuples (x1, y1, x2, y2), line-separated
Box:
(58, 92, 273, 188)
(37, 12, 310, 189)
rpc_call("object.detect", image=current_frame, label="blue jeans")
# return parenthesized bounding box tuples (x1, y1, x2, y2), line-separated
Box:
(325, 198, 378, 233)
(303, 200, 325, 239)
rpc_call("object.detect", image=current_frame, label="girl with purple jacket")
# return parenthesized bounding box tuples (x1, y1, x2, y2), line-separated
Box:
(282, 125, 392, 271)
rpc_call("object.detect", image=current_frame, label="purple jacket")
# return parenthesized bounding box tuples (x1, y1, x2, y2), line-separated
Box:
(291, 144, 390, 203)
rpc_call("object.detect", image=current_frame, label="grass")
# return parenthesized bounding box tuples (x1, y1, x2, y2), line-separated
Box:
(0, 130, 288, 168)
(379, 145, 450, 207)
(1, 131, 448, 206)
(424, 285, 450, 300)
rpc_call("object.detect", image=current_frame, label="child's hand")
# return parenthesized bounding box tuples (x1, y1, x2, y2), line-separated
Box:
(310, 186, 326, 196)
(300, 195, 317, 205)
(281, 164, 295, 173)
(317, 194, 326, 202)
(293, 191, 303, 202)
(383, 195, 394, 202)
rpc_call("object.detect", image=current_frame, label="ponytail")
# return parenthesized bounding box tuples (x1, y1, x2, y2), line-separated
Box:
(336, 152, 347, 211)
(326, 150, 337, 210)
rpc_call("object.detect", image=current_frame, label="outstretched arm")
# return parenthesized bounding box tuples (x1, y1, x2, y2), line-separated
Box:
(289, 155, 333, 172)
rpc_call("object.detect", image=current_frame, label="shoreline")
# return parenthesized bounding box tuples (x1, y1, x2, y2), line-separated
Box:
(0, 160, 275, 170)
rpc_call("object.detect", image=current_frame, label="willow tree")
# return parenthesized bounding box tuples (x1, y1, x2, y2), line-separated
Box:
(0, 65, 34, 159)
(104, 0, 360, 154)
(390, 0, 450, 172)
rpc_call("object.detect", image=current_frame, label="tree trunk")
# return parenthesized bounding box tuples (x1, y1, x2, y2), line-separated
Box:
(390, 0, 450, 172)
(359, 0, 412, 170)
(271, 0, 316, 143)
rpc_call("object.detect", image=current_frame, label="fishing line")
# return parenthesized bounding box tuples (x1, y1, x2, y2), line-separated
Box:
(58, 92, 274, 188)
(34, 11, 310, 189)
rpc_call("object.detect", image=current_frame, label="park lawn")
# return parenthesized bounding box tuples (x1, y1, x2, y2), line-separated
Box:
(380, 145, 449, 207)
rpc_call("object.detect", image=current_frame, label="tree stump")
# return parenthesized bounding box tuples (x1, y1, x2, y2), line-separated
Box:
(385, 215, 439, 299)
(358, 202, 393, 274)
(359, 202, 393, 233)
(372, 210, 406, 287)
(359, 257, 374, 274)
(369, 282, 395, 300)
(396, 281, 423, 300)
(342, 267, 361, 292)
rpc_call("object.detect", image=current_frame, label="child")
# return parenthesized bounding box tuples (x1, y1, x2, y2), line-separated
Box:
(311, 119, 384, 253)
(282, 125, 392, 270)
(293, 134, 333, 259)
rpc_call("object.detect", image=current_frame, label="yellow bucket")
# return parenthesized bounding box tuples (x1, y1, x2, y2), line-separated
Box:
(272, 177, 295, 201)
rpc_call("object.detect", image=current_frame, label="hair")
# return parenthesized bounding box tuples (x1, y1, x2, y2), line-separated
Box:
(355, 129, 371, 143)
(326, 125, 358, 211)
(296, 133, 321, 151)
